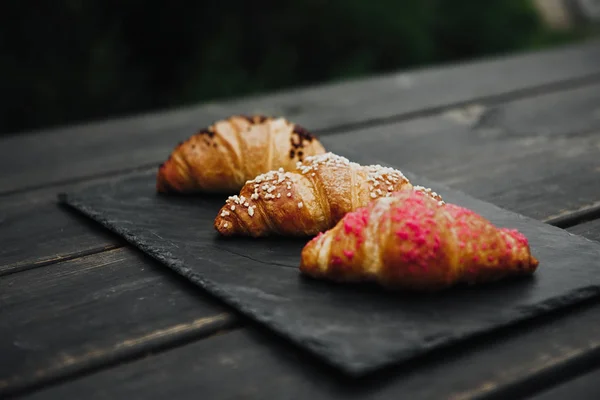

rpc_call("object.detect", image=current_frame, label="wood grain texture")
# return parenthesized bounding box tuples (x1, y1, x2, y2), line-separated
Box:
(530, 368, 600, 400)
(567, 219, 600, 243)
(19, 276, 600, 400)
(1, 40, 599, 194)
(0, 201, 120, 276)
(0, 170, 156, 276)
(328, 82, 600, 222)
(0, 248, 238, 397)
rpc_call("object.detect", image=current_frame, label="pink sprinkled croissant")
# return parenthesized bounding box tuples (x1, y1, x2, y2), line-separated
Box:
(300, 189, 539, 291)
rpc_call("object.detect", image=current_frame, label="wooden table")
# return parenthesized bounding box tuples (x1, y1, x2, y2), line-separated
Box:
(2, 39, 600, 400)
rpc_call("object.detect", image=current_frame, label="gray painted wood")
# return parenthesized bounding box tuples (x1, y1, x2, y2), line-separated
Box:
(1, 40, 599, 194)
(0, 248, 237, 397)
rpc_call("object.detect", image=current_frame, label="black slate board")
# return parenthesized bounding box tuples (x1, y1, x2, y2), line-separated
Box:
(58, 154, 600, 376)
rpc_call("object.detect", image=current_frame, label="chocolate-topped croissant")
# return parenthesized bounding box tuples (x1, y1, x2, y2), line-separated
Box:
(157, 115, 326, 194)
(300, 189, 539, 291)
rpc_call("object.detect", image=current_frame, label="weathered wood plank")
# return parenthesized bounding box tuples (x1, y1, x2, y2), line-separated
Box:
(0, 171, 156, 276)
(0, 201, 121, 276)
(330, 82, 600, 222)
(3, 81, 600, 275)
(530, 369, 600, 400)
(566, 219, 600, 243)
(1, 40, 599, 194)
(0, 248, 238, 397)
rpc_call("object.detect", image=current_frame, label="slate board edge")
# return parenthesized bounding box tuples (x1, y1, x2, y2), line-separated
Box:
(57, 190, 600, 377)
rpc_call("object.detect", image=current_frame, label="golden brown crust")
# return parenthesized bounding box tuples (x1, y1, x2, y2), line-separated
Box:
(299, 190, 539, 291)
(156, 115, 326, 194)
(213, 153, 443, 237)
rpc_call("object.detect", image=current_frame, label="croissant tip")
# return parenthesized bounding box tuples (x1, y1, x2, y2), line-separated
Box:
(155, 156, 197, 194)
(530, 255, 540, 269)
(156, 164, 170, 193)
(298, 263, 313, 278)
(298, 256, 316, 277)
(214, 217, 236, 236)
(156, 166, 179, 194)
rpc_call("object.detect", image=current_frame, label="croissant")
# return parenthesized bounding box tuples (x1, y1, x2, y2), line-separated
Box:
(299, 189, 539, 291)
(214, 152, 444, 237)
(157, 115, 326, 194)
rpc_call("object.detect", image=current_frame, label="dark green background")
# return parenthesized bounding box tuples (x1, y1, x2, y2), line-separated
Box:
(0, 0, 587, 135)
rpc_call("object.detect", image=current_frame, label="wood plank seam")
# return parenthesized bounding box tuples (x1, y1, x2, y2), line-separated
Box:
(2, 73, 600, 198)
(0, 313, 241, 399)
(0, 165, 156, 199)
(320, 72, 600, 137)
(455, 343, 600, 400)
(543, 202, 600, 229)
(0, 244, 121, 278)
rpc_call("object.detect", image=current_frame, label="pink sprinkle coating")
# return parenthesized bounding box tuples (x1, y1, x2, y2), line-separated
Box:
(342, 207, 370, 247)
(303, 188, 537, 289)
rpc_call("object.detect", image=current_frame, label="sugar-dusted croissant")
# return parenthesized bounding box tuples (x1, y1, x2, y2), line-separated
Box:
(157, 115, 326, 194)
(214, 152, 444, 237)
(300, 189, 539, 291)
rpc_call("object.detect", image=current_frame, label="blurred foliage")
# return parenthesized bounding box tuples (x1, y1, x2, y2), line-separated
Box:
(0, 0, 588, 134)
